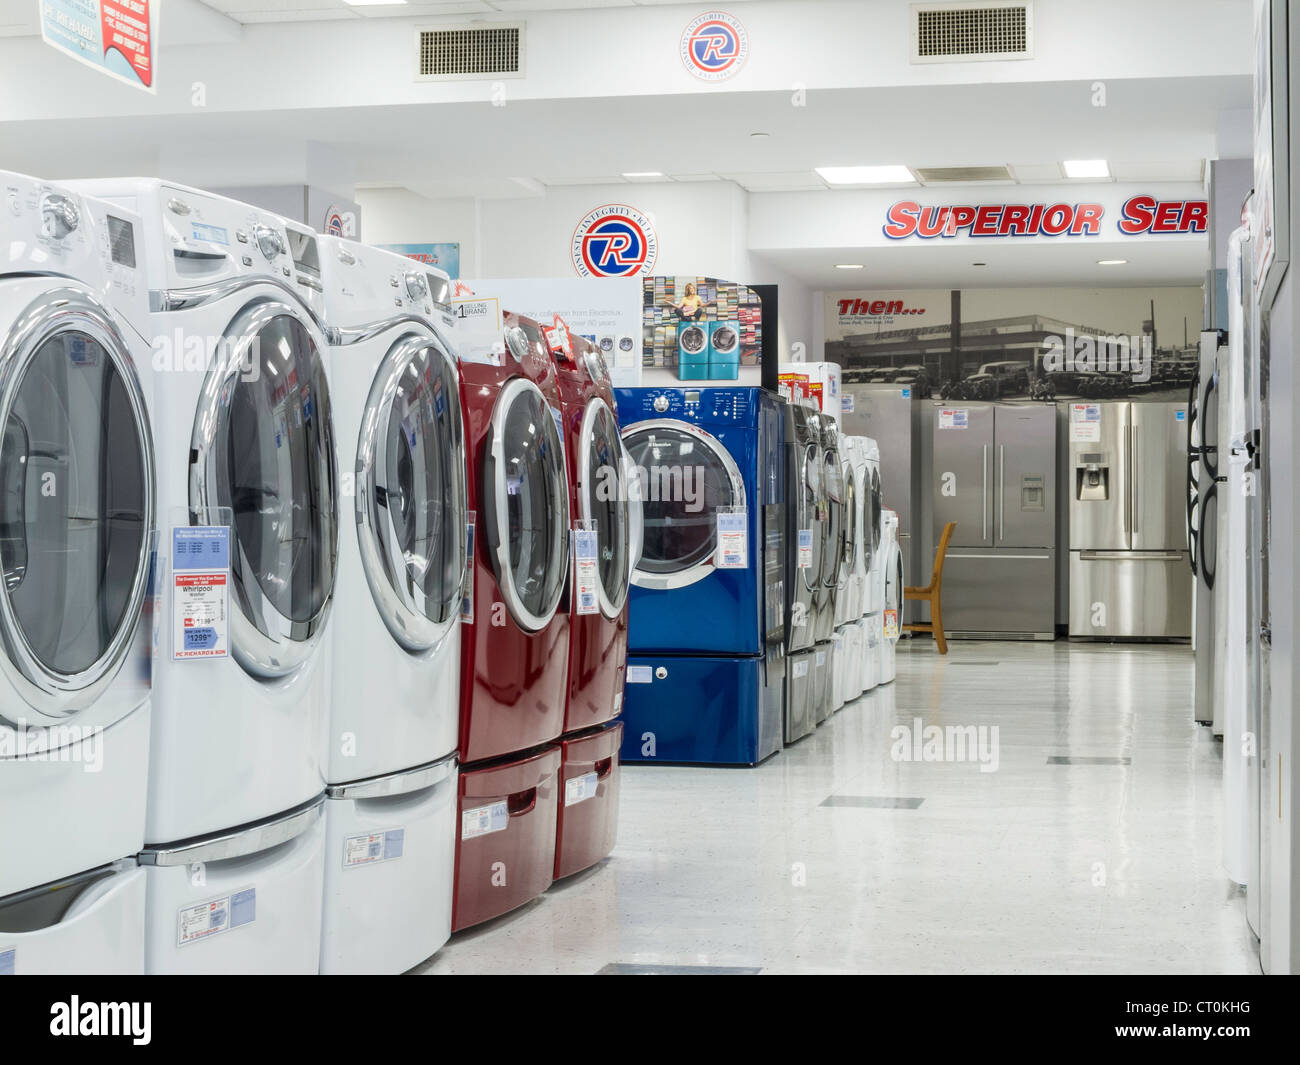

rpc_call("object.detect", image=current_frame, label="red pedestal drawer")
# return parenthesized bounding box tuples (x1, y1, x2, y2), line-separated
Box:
(554, 721, 623, 880)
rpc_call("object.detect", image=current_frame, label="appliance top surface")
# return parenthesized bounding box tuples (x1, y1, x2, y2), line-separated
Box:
(317, 234, 453, 329)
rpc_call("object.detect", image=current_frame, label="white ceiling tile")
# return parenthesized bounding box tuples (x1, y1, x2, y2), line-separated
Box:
(1111, 160, 1206, 182)
(670, 174, 724, 182)
(1007, 163, 1065, 183)
(542, 175, 628, 186)
(722, 171, 827, 191)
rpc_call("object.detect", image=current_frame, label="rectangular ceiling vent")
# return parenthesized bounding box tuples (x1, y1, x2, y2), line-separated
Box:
(911, 2, 1033, 63)
(415, 23, 525, 81)
(915, 165, 1015, 184)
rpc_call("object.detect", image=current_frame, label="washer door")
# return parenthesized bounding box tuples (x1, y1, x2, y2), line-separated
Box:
(356, 332, 466, 653)
(820, 449, 844, 591)
(798, 442, 822, 595)
(839, 456, 856, 588)
(191, 299, 338, 679)
(0, 287, 154, 722)
(869, 465, 883, 561)
(577, 397, 630, 618)
(622, 419, 745, 591)
(483, 378, 569, 633)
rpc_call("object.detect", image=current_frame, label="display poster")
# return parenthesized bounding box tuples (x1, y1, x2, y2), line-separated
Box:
(641, 275, 762, 389)
(378, 242, 460, 278)
(171, 526, 229, 661)
(41, 0, 158, 93)
(453, 278, 642, 385)
(825, 286, 1203, 403)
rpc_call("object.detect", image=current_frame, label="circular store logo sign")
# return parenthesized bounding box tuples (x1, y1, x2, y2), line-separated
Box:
(572, 204, 658, 278)
(680, 11, 748, 82)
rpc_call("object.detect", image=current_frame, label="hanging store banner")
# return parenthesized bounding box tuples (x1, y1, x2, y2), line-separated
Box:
(40, 0, 158, 93)
(882, 196, 1208, 240)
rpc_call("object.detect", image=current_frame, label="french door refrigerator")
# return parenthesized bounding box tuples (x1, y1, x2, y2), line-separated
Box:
(1067, 399, 1192, 639)
(931, 402, 1056, 639)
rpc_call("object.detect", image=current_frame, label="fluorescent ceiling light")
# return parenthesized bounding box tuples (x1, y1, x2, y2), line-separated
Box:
(816, 165, 915, 185)
(1096, 258, 1128, 265)
(622, 172, 664, 179)
(343, 0, 406, 6)
(1062, 159, 1110, 179)
(835, 264, 864, 270)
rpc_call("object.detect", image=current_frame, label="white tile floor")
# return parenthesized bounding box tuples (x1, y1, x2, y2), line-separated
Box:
(418, 640, 1260, 974)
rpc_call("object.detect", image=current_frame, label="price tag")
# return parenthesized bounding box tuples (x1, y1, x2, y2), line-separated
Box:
(715, 508, 748, 569)
(797, 529, 813, 569)
(884, 609, 899, 640)
(574, 525, 600, 616)
(938, 409, 969, 430)
(172, 526, 230, 661)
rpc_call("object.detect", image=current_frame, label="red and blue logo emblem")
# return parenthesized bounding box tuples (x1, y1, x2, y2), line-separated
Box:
(680, 11, 748, 82)
(572, 204, 658, 278)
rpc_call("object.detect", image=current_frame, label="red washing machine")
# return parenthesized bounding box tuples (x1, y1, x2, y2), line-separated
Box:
(453, 311, 572, 930)
(547, 328, 633, 880)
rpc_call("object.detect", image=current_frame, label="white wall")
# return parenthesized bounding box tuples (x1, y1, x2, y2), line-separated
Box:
(357, 188, 481, 276)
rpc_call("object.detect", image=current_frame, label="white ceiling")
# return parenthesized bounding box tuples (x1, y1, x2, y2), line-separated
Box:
(195, 0, 756, 22)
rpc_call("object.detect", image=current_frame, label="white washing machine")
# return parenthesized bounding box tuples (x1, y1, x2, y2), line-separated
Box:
(850, 616, 873, 696)
(72, 179, 336, 973)
(316, 238, 465, 972)
(0, 173, 155, 976)
(779, 360, 843, 427)
(879, 509, 902, 685)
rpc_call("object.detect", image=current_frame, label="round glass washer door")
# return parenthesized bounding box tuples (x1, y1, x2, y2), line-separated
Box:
(191, 299, 338, 679)
(820, 449, 844, 590)
(840, 456, 856, 587)
(799, 442, 822, 594)
(869, 465, 883, 560)
(576, 397, 630, 618)
(482, 377, 569, 633)
(621, 419, 745, 591)
(0, 287, 154, 722)
(355, 332, 466, 653)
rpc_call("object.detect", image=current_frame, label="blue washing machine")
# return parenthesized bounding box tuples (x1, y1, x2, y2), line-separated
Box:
(617, 386, 786, 765)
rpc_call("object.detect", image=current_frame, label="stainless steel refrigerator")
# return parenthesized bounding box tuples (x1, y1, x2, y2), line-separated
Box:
(1067, 399, 1193, 638)
(930, 402, 1056, 639)
(841, 383, 923, 622)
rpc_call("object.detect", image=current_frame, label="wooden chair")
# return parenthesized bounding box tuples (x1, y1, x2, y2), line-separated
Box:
(903, 522, 957, 655)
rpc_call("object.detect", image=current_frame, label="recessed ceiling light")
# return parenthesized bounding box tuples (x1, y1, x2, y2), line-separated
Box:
(972, 262, 987, 266)
(1096, 258, 1128, 265)
(751, 132, 770, 139)
(622, 172, 665, 179)
(835, 264, 865, 270)
(817, 165, 915, 185)
(1062, 159, 1110, 179)
(343, 0, 407, 6)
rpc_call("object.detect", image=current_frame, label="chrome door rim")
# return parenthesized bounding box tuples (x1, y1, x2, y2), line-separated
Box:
(577, 397, 629, 618)
(0, 286, 155, 722)
(355, 330, 466, 654)
(484, 377, 569, 633)
(190, 297, 338, 678)
(838, 456, 855, 589)
(799, 442, 820, 593)
(820, 447, 843, 590)
(622, 418, 746, 591)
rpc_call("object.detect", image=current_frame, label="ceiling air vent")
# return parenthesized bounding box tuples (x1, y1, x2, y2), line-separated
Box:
(911, 2, 1033, 63)
(915, 165, 1015, 184)
(415, 23, 525, 81)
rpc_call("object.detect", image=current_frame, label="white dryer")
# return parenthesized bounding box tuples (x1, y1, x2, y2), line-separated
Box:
(0, 174, 155, 975)
(316, 238, 464, 973)
(879, 509, 903, 684)
(71, 179, 336, 974)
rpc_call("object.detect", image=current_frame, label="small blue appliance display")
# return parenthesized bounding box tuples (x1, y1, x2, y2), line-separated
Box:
(617, 386, 786, 765)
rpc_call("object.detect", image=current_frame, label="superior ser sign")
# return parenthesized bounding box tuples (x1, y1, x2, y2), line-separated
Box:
(883, 196, 1207, 239)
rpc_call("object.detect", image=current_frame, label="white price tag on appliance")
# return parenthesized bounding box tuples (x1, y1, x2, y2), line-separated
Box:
(0, 949, 13, 975)
(627, 665, 653, 684)
(343, 828, 405, 869)
(565, 771, 599, 807)
(461, 801, 508, 840)
(1069, 403, 1102, 442)
(176, 888, 255, 947)
(715, 510, 748, 569)
(938, 409, 968, 430)
(171, 526, 230, 661)
(797, 529, 813, 569)
(816, 650, 826, 667)
(793, 660, 809, 678)
(573, 527, 600, 615)
(884, 609, 899, 639)
(841, 394, 854, 414)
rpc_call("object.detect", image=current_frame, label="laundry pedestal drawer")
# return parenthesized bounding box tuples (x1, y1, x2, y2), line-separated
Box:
(554, 722, 623, 880)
